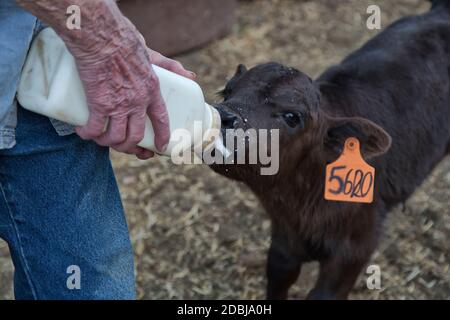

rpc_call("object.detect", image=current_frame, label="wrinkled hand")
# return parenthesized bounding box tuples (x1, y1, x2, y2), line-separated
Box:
(72, 17, 195, 159)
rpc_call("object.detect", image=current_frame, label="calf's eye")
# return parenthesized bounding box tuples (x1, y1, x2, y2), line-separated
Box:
(282, 112, 304, 128)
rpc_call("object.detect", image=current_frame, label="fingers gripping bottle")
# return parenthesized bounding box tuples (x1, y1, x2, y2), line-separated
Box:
(17, 28, 221, 156)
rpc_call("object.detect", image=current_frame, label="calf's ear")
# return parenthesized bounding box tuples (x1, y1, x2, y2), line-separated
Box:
(228, 64, 247, 84)
(220, 64, 248, 98)
(235, 64, 248, 77)
(324, 116, 392, 160)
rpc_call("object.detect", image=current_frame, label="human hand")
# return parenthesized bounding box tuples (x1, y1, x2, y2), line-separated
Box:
(70, 5, 195, 159)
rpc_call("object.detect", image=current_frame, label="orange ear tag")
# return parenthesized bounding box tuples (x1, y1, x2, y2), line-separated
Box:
(324, 137, 375, 203)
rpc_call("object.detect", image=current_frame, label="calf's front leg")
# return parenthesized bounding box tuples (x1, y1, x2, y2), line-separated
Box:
(306, 248, 373, 300)
(266, 233, 304, 300)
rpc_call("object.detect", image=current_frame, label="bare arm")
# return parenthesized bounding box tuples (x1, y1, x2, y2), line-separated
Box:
(16, 0, 195, 158)
(16, 0, 129, 55)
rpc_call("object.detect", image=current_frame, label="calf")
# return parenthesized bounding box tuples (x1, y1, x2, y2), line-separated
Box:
(210, 0, 450, 299)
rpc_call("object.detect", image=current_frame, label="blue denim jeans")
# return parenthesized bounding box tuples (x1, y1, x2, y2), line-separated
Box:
(0, 106, 135, 299)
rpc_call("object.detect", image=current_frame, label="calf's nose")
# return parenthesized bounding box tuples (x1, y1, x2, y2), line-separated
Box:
(218, 108, 239, 129)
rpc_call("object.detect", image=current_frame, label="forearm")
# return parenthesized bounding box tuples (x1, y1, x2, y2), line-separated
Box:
(15, 0, 131, 57)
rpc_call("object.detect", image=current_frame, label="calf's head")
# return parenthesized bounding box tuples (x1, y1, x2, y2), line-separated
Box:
(211, 62, 392, 186)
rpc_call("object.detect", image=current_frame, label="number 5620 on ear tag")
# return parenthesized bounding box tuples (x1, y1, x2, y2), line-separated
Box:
(325, 137, 375, 203)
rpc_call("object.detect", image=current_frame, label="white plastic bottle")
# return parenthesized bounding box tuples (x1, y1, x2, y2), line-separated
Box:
(17, 28, 221, 156)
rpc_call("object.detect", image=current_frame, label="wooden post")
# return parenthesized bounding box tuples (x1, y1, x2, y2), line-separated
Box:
(118, 0, 237, 56)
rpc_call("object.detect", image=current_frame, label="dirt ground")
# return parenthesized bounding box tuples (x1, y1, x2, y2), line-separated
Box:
(1, 0, 449, 299)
